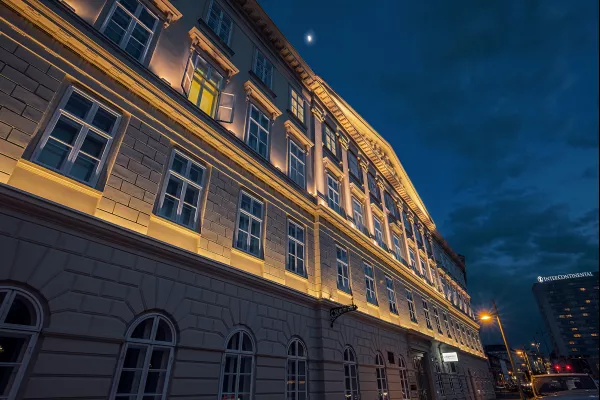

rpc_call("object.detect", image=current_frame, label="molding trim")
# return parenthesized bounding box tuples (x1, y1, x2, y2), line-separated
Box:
(284, 120, 313, 150)
(188, 27, 239, 79)
(244, 80, 282, 120)
(153, 0, 183, 27)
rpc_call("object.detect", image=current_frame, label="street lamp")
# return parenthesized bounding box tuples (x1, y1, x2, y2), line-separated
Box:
(479, 300, 525, 400)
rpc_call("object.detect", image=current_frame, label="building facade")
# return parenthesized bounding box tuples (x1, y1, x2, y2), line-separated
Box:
(0, 0, 494, 399)
(533, 272, 599, 377)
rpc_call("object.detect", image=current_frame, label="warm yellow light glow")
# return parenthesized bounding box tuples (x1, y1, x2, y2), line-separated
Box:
(479, 313, 493, 321)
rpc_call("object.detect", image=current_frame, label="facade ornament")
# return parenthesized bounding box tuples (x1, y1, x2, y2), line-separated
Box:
(359, 158, 368, 171)
(311, 106, 325, 122)
(338, 134, 349, 150)
(330, 303, 358, 327)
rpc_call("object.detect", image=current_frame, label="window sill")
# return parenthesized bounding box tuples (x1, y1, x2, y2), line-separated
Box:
(231, 246, 263, 262)
(248, 70, 277, 99)
(285, 269, 308, 280)
(150, 214, 200, 237)
(367, 300, 379, 308)
(336, 287, 353, 298)
(196, 19, 235, 58)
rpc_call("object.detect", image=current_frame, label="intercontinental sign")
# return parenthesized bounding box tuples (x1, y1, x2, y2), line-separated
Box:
(537, 272, 594, 283)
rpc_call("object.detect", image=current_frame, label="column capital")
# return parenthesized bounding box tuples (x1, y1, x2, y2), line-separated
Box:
(311, 106, 325, 122)
(376, 176, 385, 190)
(338, 134, 350, 150)
(359, 158, 369, 171)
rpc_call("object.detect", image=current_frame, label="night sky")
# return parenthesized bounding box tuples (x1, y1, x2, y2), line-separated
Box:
(259, 0, 599, 349)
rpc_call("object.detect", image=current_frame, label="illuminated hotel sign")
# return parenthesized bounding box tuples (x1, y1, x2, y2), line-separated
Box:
(537, 272, 593, 283)
(442, 352, 459, 362)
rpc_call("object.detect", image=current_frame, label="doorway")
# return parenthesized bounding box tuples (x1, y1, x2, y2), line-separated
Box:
(413, 353, 430, 400)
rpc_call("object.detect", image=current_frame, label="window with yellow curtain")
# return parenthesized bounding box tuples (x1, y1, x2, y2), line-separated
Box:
(182, 52, 223, 118)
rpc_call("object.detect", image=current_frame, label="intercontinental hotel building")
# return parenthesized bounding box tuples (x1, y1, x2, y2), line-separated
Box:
(0, 0, 494, 399)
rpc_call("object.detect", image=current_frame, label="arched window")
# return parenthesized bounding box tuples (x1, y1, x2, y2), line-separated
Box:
(287, 338, 307, 400)
(434, 362, 446, 397)
(343, 346, 360, 400)
(0, 286, 43, 399)
(110, 313, 176, 400)
(375, 352, 389, 400)
(398, 355, 410, 400)
(220, 329, 255, 400)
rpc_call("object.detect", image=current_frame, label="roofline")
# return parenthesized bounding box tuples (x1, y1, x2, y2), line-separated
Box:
(232, 0, 466, 272)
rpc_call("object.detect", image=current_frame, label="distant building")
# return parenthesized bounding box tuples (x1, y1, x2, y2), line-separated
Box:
(533, 272, 599, 377)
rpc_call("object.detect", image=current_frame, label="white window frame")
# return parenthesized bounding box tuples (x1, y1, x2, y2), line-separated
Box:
(423, 300, 433, 330)
(234, 191, 264, 257)
(343, 347, 360, 400)
(393, 234, 403, 262)
(288, 139, 306, 188)
(206, 0, 233, 45)
(253, 49, 273, 89)
(433, 307, 443, 334)
(156, 150, 206, 230)
(109, 313, 176, 400)
(326, 172, 341, 213)
(419, 259, 427, 277)
(322, 124, 337, 156)
(368, 173, 380, 202)
(443, 313, 452, 338)
(364, 263, 377, 305)
(219, 329, 255, 400)
(385, 276, 398, 314)
(31, 86, 121, 187)
(348, 150, 361, 180)
(182, 51, 224, 118)
(373, 216, 385, 247)
(375, 352, 389, 400)
(352, 197, 365, 232)
(399, 356, 411, 400)
(290, 87, 305, 123)
(336, 245, 350, 292)
(409, 249, 417, 272)
(406, 289, 417, 323)
(101, 0, 158, 62)
(286, 219, 306, 276)
(286, 338, 308, 400)
(246, 103, 270, 159)
(0, 287, 44, 400)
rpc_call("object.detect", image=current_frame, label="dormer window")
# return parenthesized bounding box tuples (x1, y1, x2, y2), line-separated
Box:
(206, 0, 233, 45)
(102, 0, 158, 62)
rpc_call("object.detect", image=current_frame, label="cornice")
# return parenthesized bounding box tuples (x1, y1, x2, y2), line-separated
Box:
(243, 80, 282, 120)
(152, 0, 182, 27)
(284, 120, 313, 150)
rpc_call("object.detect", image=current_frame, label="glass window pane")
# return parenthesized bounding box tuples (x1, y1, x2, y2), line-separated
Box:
(92, 107, 117, 134)
(227, 333, 240, 350)
(80, 133, 106, 159)
(131, 317, 153, 340)
(188, 164, 204, 185)
(138, 9, 157, 28)
(154, 319, 173, 343)
(4, 294, 36, 326)
(65, 91, 93, 119)
(241, 334, 253, 352)
(158, 196, 177, 220)
(122, 345, 147, 369)
(117, 370, 142, 394)
(50, 116, 81, 145)
(144, 371, 166, 394)
(0, 335, 28, 364)
(70, 153, 98, 182)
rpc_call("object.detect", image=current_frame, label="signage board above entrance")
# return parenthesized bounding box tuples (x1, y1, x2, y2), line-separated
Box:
(442, 352, 459, 362)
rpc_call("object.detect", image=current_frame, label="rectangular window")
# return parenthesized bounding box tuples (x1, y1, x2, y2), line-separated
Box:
(336, 246, 350, 292)
(290, 88, 304, 123)
(433, 307, 443, 334)
(246, 104, 270, 158)
(368, 173, 380, 201)
(419, 259, 427, 277)
(414, 223, 423, 244)
(182, 53, 224, 118)
(102, 0, 158, 61)
(443, 313, 452, 338)
(423, 300, 433, 329)
(409, 249, 417, 272)
(403, 211, 413, 235)
(393, 234, 404, 262)
(406, 290, 417, 323)
(373, 216, 385, 247)
(235, 192, 263, 257)
(348, 150, 361, 181)
(287, 220, 305, 276)
(206, 0, 233, 44)
(253, 50, 273, 89)
(288, 140, 306, 188)
(385, 276, 398, 314)
(352, 198, 365, 232)
(323, 124, 337, 156)
(156, 151, 205, 229)
(384, 191, 398, 218)
(32, 87, 121, 186)
(364, 263, 377, 305)
(326, 173, 341, 213)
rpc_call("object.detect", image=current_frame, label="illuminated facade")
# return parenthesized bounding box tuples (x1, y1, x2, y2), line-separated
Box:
(0, 0, 493, 399)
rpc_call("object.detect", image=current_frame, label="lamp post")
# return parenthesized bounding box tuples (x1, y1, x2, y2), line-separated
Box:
(479, 300, 525, 400)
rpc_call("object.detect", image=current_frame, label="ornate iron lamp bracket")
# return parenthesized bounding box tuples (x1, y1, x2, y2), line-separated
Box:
(330, 304, 358, 327)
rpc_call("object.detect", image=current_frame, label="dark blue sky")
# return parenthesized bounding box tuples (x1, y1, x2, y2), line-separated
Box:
(259, 0, 599, 349)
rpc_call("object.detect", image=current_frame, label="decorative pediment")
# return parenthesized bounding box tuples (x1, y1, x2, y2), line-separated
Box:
(188, 27, 239, 79)
(323, 156, 344, 179)
(243, 80, 282, 120)
(153, 0, 182, 27)
(284, 120, 313, 150)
